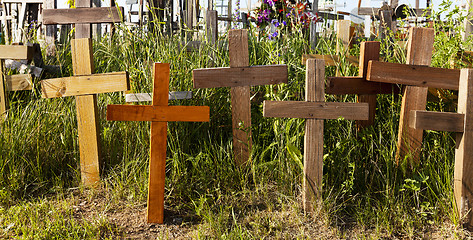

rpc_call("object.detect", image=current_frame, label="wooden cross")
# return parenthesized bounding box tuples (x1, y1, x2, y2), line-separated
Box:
(193, 29, 288, 165)
(125, 91, 193, 103)
(409, 68, 473, 229)
(42, 3, 124, 186)
(107, 63, 210, 224)
(40, 38, 129, 185)
(365, 28, 460, 164)
(327, 41, 398, 129)
(0, 45, 33, 121)
(263, 59, 369, 212)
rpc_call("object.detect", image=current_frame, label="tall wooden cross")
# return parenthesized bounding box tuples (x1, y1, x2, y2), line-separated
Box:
(365, 28, 460, 164)
(107, 63, 210, 224)
(0, 45, 33, 121)
(409, 69, 473, 229)
(193, 29, 288, 165)
(327, 41, 398, 129)
(40, 38, 129, 185)
(42, 4, 125, 186)
(263, 59, 369, 212)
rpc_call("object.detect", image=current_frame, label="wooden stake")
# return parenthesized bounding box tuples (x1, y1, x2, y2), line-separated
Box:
(357, 41, 380, 129)
(0, 60, 7, 121)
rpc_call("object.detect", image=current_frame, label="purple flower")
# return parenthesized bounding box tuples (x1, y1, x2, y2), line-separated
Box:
(268, 31, 278, 40)
(282, 20, 287, 26)
(271, 19, 280, 27)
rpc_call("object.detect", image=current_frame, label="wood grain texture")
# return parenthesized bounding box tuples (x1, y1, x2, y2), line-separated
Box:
(40, 72, 129, 98)
(0, 45, 33, 60)
(71, 38, 101, 186)
(43, 7, 124, 24)
(395, 28, 434, 165)
(152, 63, 170, 107)
(409, 110, 465, 132)
(4, 74, 32, 91)
(326, 76, 398, 94)
(302, 59, 324, 212)
(0, 60, 7, 121)
(263, 101, 369, 120)
(192, 65, 288, 88)
(106, 105, 210, 122)
(455, 69, 473, 229)
(337, 20, 354, 51)
(125, 91, 193, 102)
(367, 61, 460, 90)
(302, 54, 360, 66)
(229, 29, 252, 166)
(147, 121, 167, 224)
(357, 41, 381, 129)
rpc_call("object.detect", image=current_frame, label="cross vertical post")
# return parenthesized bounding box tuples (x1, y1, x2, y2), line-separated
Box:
(263, 59, 369, 212)
(107, 63, 210, 223)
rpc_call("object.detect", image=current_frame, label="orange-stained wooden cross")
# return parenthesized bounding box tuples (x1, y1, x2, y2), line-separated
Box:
(39, 38, 130, 186)
(263, 59, 369, 212)
(409, 68, 473, 229)
(0, 45, 34, 121)
(327, 41, 399, 129)
(107, 63, 210, 224)
(365, 27, 460, 165)
(193, 29, 288, 165)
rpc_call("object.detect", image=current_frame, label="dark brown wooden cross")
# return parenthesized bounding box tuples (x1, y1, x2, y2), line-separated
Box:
(193, 29, 288, 165)
(107, 63, 210, 224)
(408, 69, 472, 229)
(0, 45, 33, 121)
(263, 59, 369, 212)
(327, 41, 398, 129)
(42, 4, 125, 186)
(365, 27, 460, 165)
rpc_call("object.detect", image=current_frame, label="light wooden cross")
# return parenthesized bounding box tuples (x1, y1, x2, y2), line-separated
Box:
(263, 59, 369, 212)
(0, 45, 33, 120)
(42, 3, 124, 186)
(365, 27, 460, 164)
(409, 69, 473, 229)
(193, 29, 288, 165)
(40, 38, 129, 185)
(107, 63, 210, 224)
(125, 91, 192, 102)
(327, 41, 398, 129)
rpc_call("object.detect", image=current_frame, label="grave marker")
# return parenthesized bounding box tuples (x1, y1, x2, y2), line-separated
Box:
(0, 45, 33, 120)
(107, 63, 210, 223)
(263, 59, 369, 212)
(125, 91, 192, 102)
(42, 2, 124, 186)
(193, 29, 288, 165)
(409, 69, 473, 229)
(39, 38, 129, 185)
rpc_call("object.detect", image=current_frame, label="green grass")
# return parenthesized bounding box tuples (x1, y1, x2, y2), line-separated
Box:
(0, 2, 472, 238)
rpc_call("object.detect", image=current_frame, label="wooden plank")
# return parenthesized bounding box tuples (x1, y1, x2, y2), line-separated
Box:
(106, 105, 210, 122)
(125, 91, 193, 102)
(303, 59, 324, 212)
(0, 45, 33, 60)
(4, 74, 32, 91)
(206, 10, 217, 45)
(409, 110, 465, 132)
(147, 121, 167, 224)
(0, 60, 7, 121)
(192, 65, 288, 88)
(229, 29, 251, 166)
(326, 76, 398, 94)
(367, 61, 460, 90)
(301, 54, 360, 66)
(455, 68, 473, 229)
(40, 72, 129, 98)
(43, 7, 124, 25)
(337, 20, 354, 51)
(263, 101, 369, 120)
(395, 27, 434, 165)
(71, 38, 101, 186)
(358, 7, 430, 16)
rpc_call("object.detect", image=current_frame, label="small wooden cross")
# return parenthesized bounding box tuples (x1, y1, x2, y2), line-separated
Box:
(327, 41, 399, 129)
(193, 29, 288, 165)
(107, 63, 210, 224)
(409, 68, 473, 229)
(0, 45, 34, 121)
(263, 59, 369, 212)
(42, 3, 124, 186)
(365, 27, 460, 164)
